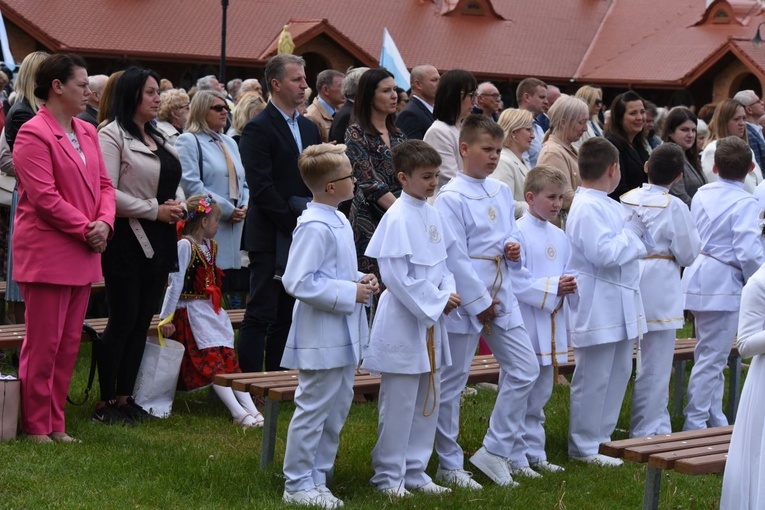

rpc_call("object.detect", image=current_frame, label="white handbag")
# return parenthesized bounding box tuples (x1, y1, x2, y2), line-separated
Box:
(133, 317, 185, 418)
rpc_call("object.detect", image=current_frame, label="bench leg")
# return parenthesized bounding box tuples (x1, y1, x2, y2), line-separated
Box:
(671, 360, 686, 418)
(642, 465, 662, 510)
(260, 398, 280, 470)
(726, 354, 741, 424)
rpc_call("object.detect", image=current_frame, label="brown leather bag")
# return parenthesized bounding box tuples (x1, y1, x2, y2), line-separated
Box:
(0, 377, 19, 441)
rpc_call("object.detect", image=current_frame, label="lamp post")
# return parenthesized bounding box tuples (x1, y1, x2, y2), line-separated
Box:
(753, 21, 765, 49)
(220, 0, 229, 83)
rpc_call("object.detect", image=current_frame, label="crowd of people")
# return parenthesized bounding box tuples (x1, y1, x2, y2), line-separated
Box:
(4, 50, 765, 508)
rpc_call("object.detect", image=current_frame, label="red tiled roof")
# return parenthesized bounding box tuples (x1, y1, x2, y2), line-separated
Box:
(2, 0, 765, 87)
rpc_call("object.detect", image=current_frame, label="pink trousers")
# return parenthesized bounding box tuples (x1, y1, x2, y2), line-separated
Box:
(18, 282, 90, 435)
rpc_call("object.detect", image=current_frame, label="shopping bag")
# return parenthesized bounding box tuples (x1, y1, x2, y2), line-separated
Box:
(134, 316, 184, 418)
(0, 376, 19, 441)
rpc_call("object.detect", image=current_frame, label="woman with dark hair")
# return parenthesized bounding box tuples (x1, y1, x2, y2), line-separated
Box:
(423, 69, 477, 196)
(605, 90, 649, 200)
(96, 67, 186, 425)
(662, 107, 706, 207)
(345, 68, 404, 281)
(700, 98, 762, 193)
(13, 53, 115, 442)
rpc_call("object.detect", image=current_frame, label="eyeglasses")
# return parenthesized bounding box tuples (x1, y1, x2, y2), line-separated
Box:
(595, 99, 603, 106)
(745, 99, 764, 107)
(479, 93, 501, 99)
(327, 173, 356, 184)
(210, 104, 230, 113)
(178, 102, 190, 110)
(464, 91, 477, 100)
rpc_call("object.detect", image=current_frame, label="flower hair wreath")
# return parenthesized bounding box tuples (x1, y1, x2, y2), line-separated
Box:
(188, 194, 213, 221)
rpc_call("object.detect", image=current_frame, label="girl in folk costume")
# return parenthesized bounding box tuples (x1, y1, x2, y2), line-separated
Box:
(159, 194, 263, 428)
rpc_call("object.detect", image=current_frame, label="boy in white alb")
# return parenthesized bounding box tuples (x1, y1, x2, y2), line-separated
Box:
(508, 166, 576, 477)
(681, 136, 765, 431)
(620, 143, 701, 437)
(363, 140, 460, 498)
(434, 115, 540, 488)
(281, 144, 380, 509)
(566, 137, 653, 466)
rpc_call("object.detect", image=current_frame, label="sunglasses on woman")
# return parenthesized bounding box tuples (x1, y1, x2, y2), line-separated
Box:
(210, 104, 230, 113)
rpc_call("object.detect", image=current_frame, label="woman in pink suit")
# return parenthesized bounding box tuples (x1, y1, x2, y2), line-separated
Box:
(12, 53, 115, 443)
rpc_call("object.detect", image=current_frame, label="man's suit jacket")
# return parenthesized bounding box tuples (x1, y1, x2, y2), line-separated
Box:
(12, 105, 115, 285)
(395, 96, 434, 140)
(305, 97, 333, 143)
(329, 99, 353, 144)
(76, 104, 99, 128)
(747, 122, 765, 176)
(240, 101, 321, 253)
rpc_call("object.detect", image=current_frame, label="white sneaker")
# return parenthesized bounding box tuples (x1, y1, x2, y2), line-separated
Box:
(408, 481, 452, 495)
(531, 460, 565, 473)
(462, 386, 478, 397)
(435, 467, 483, 490)
(475, 382, 499, 392)
(510, 466, 542, 479)
(469, 446, 519, 487)
(283, 488, 340, 509)
(571, 454, 623, 467)
(315, 485, 344, 507)
(378, 485, 412, 499)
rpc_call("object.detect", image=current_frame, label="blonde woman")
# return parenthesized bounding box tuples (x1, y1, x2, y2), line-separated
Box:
(573, 85, 603, 150)
(700, 98, 762, 192)
(175, 90, 248, 277)
(490, 108, 534, 218)
(5, 51, 49, 322)
(228, 91, 266, 143)
(156, 88, 190, 145)
(538, 96, 589, 221)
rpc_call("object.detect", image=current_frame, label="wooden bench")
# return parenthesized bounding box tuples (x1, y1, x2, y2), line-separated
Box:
(0, 309, 246, 349)
(600, 425, 732, 510)
(214, 354, 503, 469)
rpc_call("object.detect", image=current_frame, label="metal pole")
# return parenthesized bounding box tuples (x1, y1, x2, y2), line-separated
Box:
(220, 0, 228, 83)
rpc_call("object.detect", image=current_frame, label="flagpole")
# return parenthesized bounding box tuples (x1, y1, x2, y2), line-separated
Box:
(220, 0, 228, 83)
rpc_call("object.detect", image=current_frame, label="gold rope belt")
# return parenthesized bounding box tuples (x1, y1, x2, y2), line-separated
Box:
(422, 326, 437, 417)
(549, 300, 565, 380)
(643, 254, 676, 261)
(701, 252, 740, 270)
(470, 255, 504, 334)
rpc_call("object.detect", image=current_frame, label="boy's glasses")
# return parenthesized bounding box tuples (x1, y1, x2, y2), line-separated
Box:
(327, 173, 355, 184)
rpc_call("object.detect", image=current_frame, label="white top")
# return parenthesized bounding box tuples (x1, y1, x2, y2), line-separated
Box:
(160, 238, 235, 350)
(700, 139, 762, 193)
(621, 183, 701, 331)
(490, 148, 529, 219)
(566, 187, 649, 347)
(362, 192, 454, 374)
(681, 179, 765, 312)
(434, 173, 524, 333)
(281, 202, 367, 370)
(512, 213, 572, 365)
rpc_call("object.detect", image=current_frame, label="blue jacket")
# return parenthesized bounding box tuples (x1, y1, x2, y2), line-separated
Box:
(746, 122, 765, 177)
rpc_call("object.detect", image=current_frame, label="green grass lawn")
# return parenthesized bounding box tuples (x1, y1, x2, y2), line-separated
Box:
(0, 341, 726, 510)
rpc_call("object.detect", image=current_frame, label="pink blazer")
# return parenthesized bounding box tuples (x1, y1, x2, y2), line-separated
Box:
(12, 105, 115, 286)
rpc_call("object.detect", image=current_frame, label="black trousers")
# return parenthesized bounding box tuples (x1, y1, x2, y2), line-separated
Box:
(237, 251, 295, 372)
(96, 269, 168, 402)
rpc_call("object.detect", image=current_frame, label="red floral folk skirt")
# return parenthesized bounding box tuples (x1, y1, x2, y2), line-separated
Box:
(172, 308, 241, 391)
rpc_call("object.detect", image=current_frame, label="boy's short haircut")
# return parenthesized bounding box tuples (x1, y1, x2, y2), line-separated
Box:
(523, 165, 568, 196)
(298, 143, 348, 190)
(578, 137, 619, 181)
(459, 114, 504, 145)
(392, 140, 442, 176)
(647, 143, 685, 186)
(714, 136, 753, 180)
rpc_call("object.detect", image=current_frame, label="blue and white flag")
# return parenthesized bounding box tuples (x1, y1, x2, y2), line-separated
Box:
(379, 28, 410, 90)
(0, 10, 14, 70)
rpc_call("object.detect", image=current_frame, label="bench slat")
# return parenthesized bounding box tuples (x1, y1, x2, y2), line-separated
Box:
(624, 434, 732, 463)
(600, 426, 733, 458)
(648, 443, 729, 470)
(673, 452, 728, 475)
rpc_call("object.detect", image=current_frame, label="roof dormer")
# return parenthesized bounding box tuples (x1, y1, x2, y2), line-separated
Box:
(694, 0, 761, 26)
(438, 0, 505, 20)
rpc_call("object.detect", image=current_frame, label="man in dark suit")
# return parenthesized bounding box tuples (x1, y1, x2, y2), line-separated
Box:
(394, 64, 439, 140)
(328, 66, 369, 144)
(75, 74, 107, 127)
(238, 54, 321, 372)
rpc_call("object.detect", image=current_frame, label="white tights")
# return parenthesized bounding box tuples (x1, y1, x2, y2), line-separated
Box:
(212, 385, 263, 426)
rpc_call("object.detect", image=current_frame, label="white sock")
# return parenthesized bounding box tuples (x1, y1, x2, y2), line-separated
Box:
(212, 385, 253, 424)
(234, 390, 262, 418)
